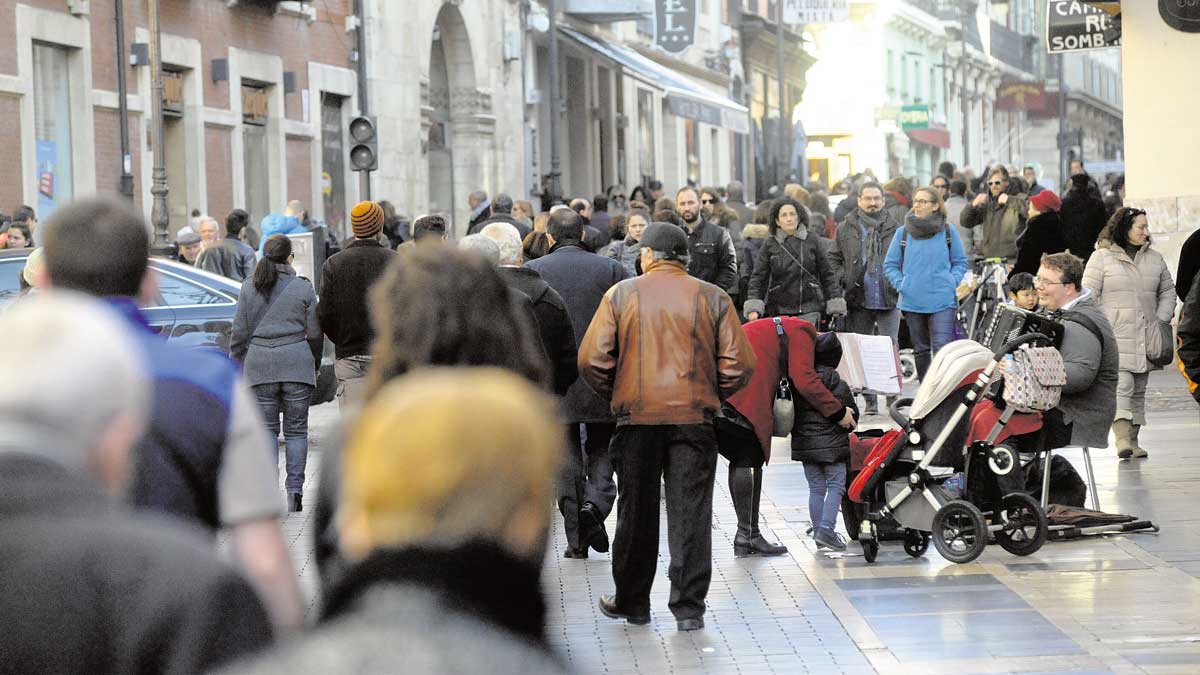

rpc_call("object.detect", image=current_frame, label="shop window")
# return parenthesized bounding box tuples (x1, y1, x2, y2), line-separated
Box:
(638, 89, 656, 185)
(321, 93, 348, 239)
(32, 42, 74, 218)
(686, 119, 700, 186)
(242, 83, 271, 226)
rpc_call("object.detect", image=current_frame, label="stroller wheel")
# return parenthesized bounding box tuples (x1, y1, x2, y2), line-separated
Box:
(903, 530, 930, 558)
(861, 538, 879, 563)
(988, 446, 1017, 476)
(932, 500, 988, 564)
(995, 493, 1048, 556)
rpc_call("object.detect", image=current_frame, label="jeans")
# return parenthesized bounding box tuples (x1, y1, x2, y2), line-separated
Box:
(253, 381, 313, 493)
(556, 422, 617, 548)
(609, 424, 718, 622)
(334, 356, 371, 415)
(803, 461, 847, 532)
(845, 307, 901, 346)
(905, 307, 959, 380)
(1115, 370, 1150, 426)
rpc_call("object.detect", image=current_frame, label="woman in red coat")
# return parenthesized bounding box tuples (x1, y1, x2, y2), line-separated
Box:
(720, 317, 856, 556)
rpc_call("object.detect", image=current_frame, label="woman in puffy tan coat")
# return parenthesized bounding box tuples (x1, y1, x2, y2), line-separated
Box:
(1082, 207, 1176, 459)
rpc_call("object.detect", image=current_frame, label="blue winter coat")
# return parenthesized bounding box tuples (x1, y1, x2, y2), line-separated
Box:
(257, 213, 307, 253)
(883, 224, 967, 314)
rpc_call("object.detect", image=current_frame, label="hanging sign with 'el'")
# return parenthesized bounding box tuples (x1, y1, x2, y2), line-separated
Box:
(656, 0, 696, 54)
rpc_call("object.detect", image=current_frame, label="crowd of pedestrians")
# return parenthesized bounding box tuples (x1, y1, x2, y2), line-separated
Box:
(4, 152, 1199, 673)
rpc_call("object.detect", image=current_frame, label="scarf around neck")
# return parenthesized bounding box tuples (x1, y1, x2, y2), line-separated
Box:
(904, 211, 946, 240)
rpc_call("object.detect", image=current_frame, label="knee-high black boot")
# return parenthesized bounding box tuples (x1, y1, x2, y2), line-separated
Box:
(731, 466, 788, 557)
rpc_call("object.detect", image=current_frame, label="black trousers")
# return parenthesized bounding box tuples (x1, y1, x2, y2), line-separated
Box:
(556, 422, 616, 548)
(609, 423, 718, 621)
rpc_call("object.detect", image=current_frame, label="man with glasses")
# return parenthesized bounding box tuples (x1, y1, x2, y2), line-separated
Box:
(1025, 252, 1118, 454)
(828, 181, 901, 415)
(961, 166, 1028, 262)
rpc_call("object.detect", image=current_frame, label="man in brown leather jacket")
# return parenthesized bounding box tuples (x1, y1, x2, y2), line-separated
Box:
(578, 223, 755, 632)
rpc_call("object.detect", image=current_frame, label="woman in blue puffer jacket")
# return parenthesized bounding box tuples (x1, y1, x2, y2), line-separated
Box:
(884, 185, 968, 380)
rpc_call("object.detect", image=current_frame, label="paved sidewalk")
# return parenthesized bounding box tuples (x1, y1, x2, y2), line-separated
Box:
(265, 371, 1200, 674)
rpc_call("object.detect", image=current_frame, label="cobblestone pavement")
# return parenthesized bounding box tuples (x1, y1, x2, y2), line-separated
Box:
(268, 370, 1200, 674)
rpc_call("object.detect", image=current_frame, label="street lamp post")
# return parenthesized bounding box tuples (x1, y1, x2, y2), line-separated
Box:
(547, 0, 562, 207)
(775, 1, 788, 187)
(115, 0, 134, 201)
(147, 0, 171, 255)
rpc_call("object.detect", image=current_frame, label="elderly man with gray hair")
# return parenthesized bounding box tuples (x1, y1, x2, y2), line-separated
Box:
(0, 294, 274, 673)
(470, 192, 531, 240)
(482, 222, 577, 398)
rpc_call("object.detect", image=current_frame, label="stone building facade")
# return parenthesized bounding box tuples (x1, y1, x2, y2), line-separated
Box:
(0, 0, 361, 237)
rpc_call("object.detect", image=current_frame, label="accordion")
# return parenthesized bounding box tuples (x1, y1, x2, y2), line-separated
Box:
(981, 303, 1065, 352)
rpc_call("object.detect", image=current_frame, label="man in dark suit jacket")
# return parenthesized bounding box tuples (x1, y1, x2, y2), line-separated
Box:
(527, 209, 629, 559)
(468, 192, 531, 239)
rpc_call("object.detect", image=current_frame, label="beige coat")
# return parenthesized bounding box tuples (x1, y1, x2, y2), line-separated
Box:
(1082, 242, 1176, 373)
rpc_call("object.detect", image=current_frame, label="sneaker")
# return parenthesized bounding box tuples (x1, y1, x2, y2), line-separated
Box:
(813, 527, 847, 551)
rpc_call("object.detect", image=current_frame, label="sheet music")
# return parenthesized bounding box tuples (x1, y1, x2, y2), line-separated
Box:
(834, 333, 902, 395)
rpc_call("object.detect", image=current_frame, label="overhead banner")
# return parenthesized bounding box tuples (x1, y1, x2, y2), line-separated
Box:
(995, 81, 1049, 112)
(783, 0, 850, 25)
(655, 0, 696, 54)
(1047, 0, 1120, 52)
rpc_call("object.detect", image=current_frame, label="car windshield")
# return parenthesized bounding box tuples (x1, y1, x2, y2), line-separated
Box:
(0, 256, 29, 307)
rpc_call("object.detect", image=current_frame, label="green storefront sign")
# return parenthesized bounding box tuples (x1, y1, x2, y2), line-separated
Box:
(899, 105, 930, 131)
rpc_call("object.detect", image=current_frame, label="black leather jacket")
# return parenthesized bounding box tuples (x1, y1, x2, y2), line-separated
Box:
(685, 221, 738, 295)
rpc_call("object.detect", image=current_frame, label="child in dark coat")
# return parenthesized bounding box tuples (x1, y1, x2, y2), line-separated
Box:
(792, 332, 859, 551)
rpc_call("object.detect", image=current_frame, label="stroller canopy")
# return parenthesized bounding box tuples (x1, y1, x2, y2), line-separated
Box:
(909, 340, 995, 421)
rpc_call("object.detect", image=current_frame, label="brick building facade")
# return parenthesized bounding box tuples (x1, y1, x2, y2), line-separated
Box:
(0, 0, 360, 237)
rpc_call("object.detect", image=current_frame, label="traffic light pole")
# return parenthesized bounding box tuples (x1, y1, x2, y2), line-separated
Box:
(547, 0, 562, 206)
(355, 0, 371, 200)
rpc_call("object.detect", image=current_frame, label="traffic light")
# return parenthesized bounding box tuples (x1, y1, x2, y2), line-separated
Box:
(348, 115, 377, 172)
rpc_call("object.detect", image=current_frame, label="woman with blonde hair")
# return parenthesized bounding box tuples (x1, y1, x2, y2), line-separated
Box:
(233, 369, 566, 674)
(883, 186, 968, 379)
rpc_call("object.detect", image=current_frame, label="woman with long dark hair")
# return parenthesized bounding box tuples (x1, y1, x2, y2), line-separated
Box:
(744, 196, 844, 325)
(230, 234, 322, 512)
(1083, 207, 1176, 459)
(315, 244, 549, 590)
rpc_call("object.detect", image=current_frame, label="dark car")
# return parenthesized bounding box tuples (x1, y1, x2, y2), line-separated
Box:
(0, 249, 336, 405)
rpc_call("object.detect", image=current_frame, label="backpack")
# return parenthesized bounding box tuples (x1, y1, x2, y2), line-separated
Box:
(898, 226, 953, 271)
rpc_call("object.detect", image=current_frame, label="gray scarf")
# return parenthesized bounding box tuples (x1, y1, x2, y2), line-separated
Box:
(857, 209, 885, 230)
(904, 211, 946, 240)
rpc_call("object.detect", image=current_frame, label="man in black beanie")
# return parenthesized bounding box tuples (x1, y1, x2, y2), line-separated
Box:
(578, 223, 755, 633)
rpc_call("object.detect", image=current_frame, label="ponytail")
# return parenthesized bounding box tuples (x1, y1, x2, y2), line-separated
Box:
(253, 234, 293, 296)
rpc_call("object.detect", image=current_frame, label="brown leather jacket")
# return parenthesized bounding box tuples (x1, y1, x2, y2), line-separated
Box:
(578, 260, 756, 425)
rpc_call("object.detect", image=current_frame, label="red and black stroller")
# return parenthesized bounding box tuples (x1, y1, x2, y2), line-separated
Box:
(845, 334, 1061, 564)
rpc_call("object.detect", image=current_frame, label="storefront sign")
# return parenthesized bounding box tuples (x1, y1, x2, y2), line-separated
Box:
(1047, 0, 1120, 52)
(655, 0, 696, 53)
(995, 80, 1048, 112)
(667, 94, 722, 126)
(782, 0, 850, 25)
(899, 105, 930, 131)
(1160, 0, 1200, 33)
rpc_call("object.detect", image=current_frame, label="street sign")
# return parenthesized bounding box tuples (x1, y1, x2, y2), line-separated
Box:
(655, 0, 696, 54)
(1160, 0, 1200, 33)
(899, 105, 930, 131)
(995, 81, 1048, 112)
(782, 0, 849, 25)
(1046, 0, 1120, 52)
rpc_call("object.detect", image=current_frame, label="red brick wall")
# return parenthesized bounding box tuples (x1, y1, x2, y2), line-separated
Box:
(205, 125, 233, 218)
(0, 96, 22, 210)
(92, 108, 143, 206)
(286, 136, 312, 208)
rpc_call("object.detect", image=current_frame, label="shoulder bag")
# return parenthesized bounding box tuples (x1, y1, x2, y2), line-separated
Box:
(1002, 345, 1067, 413)
(1133, 262, 1174, 367)
(772, 317, 795, 437)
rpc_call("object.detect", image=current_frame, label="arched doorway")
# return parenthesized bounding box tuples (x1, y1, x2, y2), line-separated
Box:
(425, 4, 478, 231)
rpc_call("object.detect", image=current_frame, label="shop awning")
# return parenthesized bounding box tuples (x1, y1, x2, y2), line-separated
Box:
(559, 25, 750, 134)
(905, 125, 951, 149)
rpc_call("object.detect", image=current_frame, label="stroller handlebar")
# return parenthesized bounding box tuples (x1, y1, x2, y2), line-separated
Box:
(993, 332, 1052, 361)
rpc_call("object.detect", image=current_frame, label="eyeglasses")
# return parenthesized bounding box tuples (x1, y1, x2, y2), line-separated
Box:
(701, 198, 716, 204)
(988, 180, 1005, 186)
(1033, 276, 1064, 287)
(932, 183, 948, 190)
(912, 199, 935, 205)
(1126, 208, 1147, 218)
